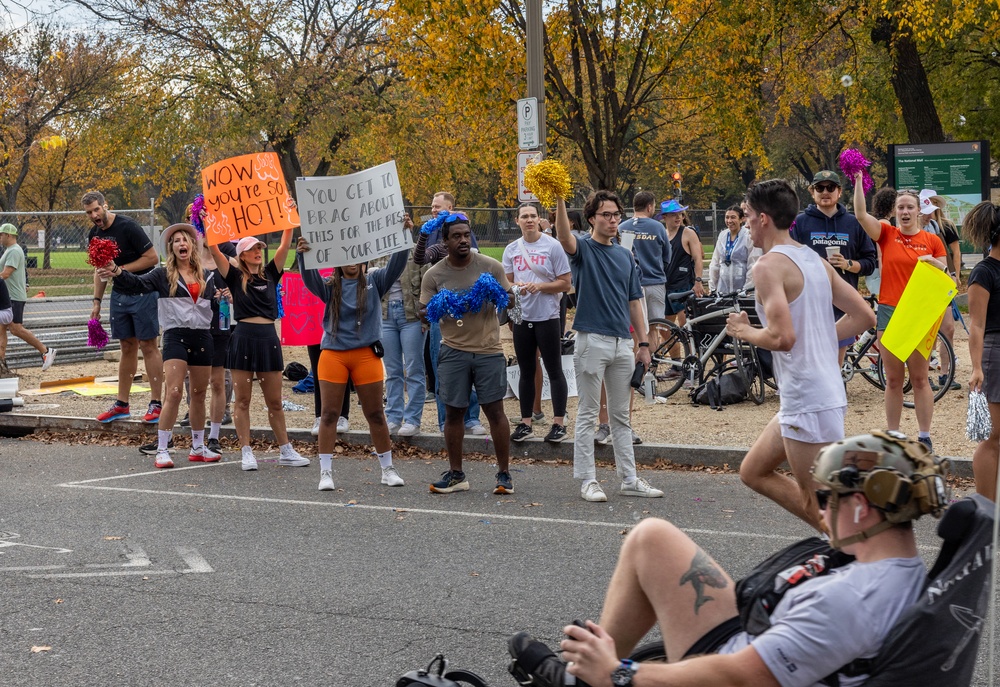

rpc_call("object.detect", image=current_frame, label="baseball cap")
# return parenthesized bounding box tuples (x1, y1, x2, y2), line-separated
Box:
(811, 171, 842, 187)
(236, 236, 266, 255)
(0, 223, 18, 236)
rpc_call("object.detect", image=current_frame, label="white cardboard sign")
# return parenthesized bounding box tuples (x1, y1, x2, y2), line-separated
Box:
(505, 355, 578, 400)
(295, 160, 412, 269)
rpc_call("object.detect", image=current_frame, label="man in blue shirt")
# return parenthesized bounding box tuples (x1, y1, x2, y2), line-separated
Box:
(555, 191, 663, 503)
(619, 191, 671, 349)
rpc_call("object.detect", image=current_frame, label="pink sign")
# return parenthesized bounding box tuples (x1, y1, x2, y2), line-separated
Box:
(280, 271, 332, 346)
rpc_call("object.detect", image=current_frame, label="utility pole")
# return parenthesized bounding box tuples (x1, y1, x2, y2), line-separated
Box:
(526, 0, 546, 158)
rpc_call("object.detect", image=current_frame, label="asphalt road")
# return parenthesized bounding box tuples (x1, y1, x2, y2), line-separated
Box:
(0, 438, 995, 686)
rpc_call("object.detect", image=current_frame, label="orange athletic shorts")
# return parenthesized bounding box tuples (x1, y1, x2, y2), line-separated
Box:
(317, 346, 385, 385)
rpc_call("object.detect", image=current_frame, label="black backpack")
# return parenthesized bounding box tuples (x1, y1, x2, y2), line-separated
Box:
(864, 494, 995, 686)
(396, 655, 488, 687)
(283, 361, 309, 381)
(691, 371, 748, 408)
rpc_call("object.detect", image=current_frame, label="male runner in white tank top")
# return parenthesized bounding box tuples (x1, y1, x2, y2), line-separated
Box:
(725, 179, 875, 532)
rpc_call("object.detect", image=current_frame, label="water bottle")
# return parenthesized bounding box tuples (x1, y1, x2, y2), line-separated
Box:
(219, 297, 231, 331)
(643, 371, 656, 404)
(856, 328, 874, 350)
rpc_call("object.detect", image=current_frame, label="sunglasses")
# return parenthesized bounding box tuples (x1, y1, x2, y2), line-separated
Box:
(815, 489, 835, 510)
(813, 183, 839, 193)
(443, 212, 470, 224)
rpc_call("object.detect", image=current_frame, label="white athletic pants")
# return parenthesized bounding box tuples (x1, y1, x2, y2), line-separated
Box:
(572, 332, 637, 483)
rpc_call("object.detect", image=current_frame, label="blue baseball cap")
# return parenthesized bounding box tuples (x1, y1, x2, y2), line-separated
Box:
(660, 200, 688, 214)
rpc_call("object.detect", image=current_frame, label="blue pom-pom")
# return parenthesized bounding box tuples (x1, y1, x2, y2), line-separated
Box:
(420, 210, 450, 236)
(425, 274, 509, 323)
(276, 283, 284, 319)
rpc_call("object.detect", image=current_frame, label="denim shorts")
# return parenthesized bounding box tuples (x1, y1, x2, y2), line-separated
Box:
(110, 290, 160, 341)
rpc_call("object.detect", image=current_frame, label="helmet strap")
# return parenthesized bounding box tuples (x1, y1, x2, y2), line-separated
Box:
(828, 492, 896, 549)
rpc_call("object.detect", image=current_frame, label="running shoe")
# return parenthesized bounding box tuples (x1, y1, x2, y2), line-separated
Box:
(581, 480, 607, 502)
(594, 423, 611, 445)
(318, 469, 335, 491)
(241, 448, 258, 471)
(154, 451, 174, 469)
(278, 449, 310, 467)
(311, 417, 321, 437)
(494, 471, 514, 495)
(381, 466, 405, 487)
(398, 422, 420, 437)
(430, 470, 469, 494)
(143, 402, 162, 424)
(337, 416, 349, 433)
(41, 347, 57, 371)
(467, 422, 488, 436)
(510, 422, 533, 443)
(206, 438, 222, 454)
(189, 445, 221, 463)
(544, 424, 567, 443)
(97, 402, 131, 423)
(141, 439, 174, 455)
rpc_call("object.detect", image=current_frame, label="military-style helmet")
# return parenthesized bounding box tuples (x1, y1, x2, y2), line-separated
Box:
(812, 430, 950, 525)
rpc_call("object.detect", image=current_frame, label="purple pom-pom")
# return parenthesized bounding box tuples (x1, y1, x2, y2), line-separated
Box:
(87, 318, 109, 349)
(838, 149, 874, 195)
(191, 194, 205, 235)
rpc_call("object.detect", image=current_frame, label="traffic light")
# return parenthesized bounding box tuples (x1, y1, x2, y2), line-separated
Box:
(671, 171, 682, 197)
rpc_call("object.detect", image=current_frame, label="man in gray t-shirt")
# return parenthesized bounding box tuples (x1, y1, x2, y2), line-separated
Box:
(0, 224, 56, 370)
(509, 432, 944, 687)
(618, 191, 671, 348)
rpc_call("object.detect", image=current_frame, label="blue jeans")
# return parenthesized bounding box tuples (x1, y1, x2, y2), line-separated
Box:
(428, 320, 481, 431)
(382, 301, 426, 426)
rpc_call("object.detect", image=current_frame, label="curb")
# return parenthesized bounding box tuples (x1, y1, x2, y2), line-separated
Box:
(0, 413, 975, 479)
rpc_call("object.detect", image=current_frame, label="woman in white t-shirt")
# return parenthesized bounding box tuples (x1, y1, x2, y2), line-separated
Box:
(502, 204, 572, 444)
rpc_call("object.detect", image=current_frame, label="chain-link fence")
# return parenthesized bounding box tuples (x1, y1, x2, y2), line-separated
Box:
(407, 206, 726, 249)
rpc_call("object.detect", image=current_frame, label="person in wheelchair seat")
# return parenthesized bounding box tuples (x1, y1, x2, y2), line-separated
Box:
(509, 432, 969, 687)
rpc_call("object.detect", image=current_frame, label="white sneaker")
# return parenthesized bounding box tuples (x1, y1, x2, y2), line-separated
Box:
(386, 421, 400, 434)
(241, 449, 258, 471)
(381, 465, 405, 487)
(41, 347, 57, 371)
(154, 451, 174, 469)
(311, 417, 321, 437)
(278, 449, 310, 467)
(468, 423, 488, 436)
(581, 480, 607, 502)
(318, 469, 335, 491)
(621, 476, 664, 498)
(398, 422, 420, 437)
(337, 416, 349, 433)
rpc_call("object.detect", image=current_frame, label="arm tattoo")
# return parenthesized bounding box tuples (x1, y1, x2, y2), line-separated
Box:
(679, 548, 729, 614)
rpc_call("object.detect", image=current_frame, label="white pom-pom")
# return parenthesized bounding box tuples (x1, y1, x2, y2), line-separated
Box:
(839, 75, 854, 87)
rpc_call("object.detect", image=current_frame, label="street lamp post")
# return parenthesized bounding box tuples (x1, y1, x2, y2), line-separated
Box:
(526, 0, 546, 158)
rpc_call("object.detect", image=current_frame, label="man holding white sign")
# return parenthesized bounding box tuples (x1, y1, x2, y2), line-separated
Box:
(295, 161, 412, 270)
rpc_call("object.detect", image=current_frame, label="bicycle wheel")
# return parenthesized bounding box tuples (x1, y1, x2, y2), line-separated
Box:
(649, 318, 694, 399)
(877, 331, 955, 408)
(734, 340, 765, 405)
(628, 640, 668, 663)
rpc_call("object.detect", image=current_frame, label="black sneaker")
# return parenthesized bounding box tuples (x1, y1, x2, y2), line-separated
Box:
(140, 439, 174, 455)
(544, 424, 567, 443)
(508, 632, 587, 687)
(494, 471, 514, 495)
(510, 422, 533, 442)
(430, 470, 469, 494)
(178, 412, 190, 428)
(918, 436, 933, 452)
(221, 410, 233, 426)
(206, 438, 222, 454)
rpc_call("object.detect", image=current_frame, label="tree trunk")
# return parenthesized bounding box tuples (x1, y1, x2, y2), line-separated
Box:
(270, 136, 303, 200)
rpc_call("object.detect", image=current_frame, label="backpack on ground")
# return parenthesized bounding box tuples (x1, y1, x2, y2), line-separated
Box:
(691, 371, 748, 408)
(396, 654, 489, 687)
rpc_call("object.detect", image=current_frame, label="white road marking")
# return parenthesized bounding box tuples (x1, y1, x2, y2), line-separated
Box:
(16, 547, 213, 579)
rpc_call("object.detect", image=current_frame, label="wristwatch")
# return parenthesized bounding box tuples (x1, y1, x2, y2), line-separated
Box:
(611, 659, 638, 686)
(694, 277, 704, 283)
(847, 259, 854, 270)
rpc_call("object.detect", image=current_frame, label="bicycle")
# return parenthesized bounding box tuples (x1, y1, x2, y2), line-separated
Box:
(841, 295, 955, 408)
(648, 289, 765, 405)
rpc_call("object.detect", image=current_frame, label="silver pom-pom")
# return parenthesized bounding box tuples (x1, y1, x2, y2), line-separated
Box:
(966, 389, 992, 442)
(507, 285, 524, 325)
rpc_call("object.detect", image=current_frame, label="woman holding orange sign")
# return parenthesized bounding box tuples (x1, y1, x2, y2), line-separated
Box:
(853, 172, 947, 451)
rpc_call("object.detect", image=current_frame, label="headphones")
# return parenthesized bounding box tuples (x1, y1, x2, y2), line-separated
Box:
(830, 430, 949, 523)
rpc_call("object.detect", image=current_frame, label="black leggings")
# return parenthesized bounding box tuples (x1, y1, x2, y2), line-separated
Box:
(308, 343, 351, 419)
(511, 318, 567, 419)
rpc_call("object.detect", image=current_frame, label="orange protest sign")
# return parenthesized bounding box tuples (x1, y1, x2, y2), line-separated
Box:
(201, 153, 300, 245)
